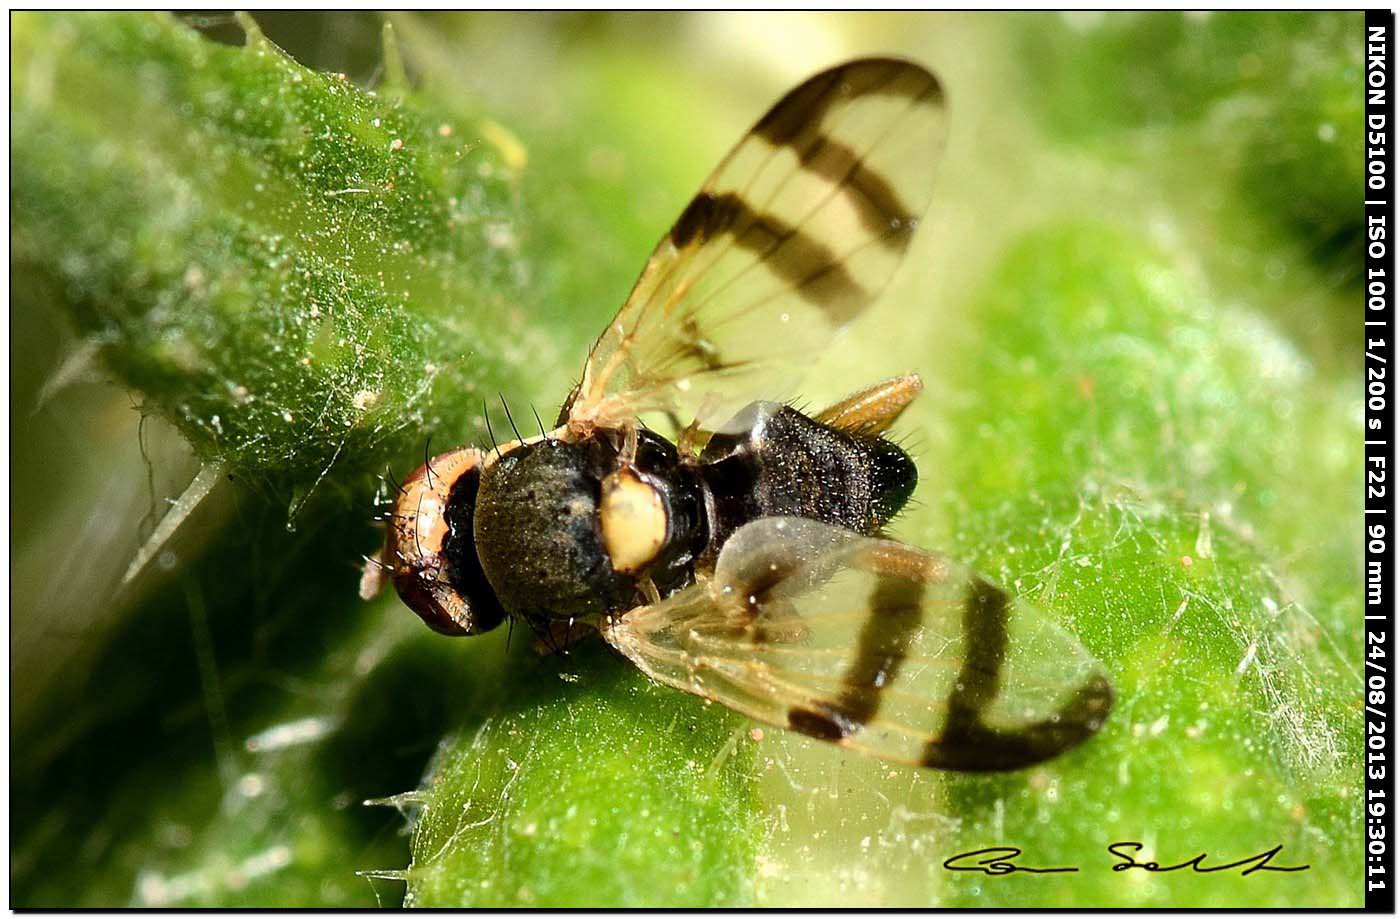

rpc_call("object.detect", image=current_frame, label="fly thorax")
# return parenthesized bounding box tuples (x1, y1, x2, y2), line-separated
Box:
(472, 432, 708, 622)
(473, 439, 629, 621)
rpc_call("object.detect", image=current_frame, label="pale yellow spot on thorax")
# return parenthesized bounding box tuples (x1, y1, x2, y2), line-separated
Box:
(599, 469, 668, 575)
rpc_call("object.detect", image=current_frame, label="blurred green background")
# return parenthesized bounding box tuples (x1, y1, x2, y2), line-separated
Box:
(10, 11, 1364, 908)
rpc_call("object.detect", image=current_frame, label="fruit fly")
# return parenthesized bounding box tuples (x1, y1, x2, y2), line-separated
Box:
(363, 58, 1112, 771)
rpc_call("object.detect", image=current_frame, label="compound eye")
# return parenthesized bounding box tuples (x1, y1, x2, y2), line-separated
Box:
(598, 469, 668, 576)
(386, 448, 504, 636)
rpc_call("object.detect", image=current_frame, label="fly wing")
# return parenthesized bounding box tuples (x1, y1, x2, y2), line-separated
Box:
(570, 59, 947, 432)
(602, 518, 1113, 772)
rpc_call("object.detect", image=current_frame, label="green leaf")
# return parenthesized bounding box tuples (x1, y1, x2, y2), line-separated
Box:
(11, 11, 551, 498)
(1024, 10, 1365, 278)
(406, 644, 762, 907)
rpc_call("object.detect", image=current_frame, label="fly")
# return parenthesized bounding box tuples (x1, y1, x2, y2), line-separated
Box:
(362, 58, 1112, 771)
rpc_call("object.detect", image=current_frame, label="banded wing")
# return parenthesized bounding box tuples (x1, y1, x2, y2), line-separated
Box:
(570, 58, 948, 433)
(602, 518, 1113, 771)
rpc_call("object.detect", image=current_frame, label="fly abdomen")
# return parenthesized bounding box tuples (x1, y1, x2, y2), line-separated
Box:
(697, 402, 917, 553)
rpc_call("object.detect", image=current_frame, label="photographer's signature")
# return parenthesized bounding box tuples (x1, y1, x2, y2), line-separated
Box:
(943, 843, 1309, 877)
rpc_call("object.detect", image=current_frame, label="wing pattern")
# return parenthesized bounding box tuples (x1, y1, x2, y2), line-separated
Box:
(571, 59, 948, 432)
(603, 518, 1113, 772)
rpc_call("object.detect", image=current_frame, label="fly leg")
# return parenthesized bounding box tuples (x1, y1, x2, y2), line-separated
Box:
(814, 374, 923, 436)
(531, 619, 597, 656)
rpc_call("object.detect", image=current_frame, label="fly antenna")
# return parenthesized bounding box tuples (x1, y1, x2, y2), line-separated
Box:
(500, 394, 523, 442)
(482, 398, 501, 460)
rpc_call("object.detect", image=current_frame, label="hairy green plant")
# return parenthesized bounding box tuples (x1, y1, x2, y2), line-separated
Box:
(12, 11, 552, 505)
